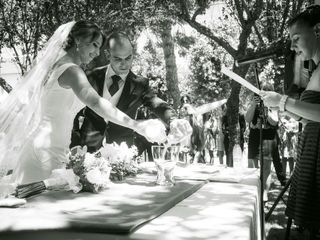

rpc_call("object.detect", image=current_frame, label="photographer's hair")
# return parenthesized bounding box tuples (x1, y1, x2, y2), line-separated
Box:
(64, 20, 105, 51)
(261, 82, 274, 91)
(106, 31, 133, 52)
(288, 5, 320, 28)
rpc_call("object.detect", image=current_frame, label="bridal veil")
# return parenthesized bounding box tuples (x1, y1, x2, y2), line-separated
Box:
(0, 21, 76, 182)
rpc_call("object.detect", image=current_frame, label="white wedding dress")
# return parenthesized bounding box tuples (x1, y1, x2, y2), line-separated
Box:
(13, 63, 84, 184)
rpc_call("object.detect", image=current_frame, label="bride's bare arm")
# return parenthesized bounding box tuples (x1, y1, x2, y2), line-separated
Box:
(58, 66, 138, 131)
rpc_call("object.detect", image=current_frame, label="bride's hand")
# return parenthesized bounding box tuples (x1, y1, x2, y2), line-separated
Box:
(134, 119, 167, 143)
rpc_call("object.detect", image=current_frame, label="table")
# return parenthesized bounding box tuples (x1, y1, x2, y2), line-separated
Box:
(0, 167, 261, 240)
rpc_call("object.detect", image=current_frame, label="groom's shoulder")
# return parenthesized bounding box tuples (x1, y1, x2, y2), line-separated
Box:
(129, 71, 149, 86)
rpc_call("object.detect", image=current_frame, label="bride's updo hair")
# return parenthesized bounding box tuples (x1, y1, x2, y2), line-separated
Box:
(64, 20, 105, 51)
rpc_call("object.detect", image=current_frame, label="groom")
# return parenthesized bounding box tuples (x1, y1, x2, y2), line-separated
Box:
(70, 32, 190, 153)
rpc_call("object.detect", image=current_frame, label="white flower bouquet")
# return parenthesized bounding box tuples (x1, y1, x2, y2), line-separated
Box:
(15, 142, 140, 198)
(99, 141, 140, 181)
(15, 145, 111, 198)
(65, 145, 112, 193)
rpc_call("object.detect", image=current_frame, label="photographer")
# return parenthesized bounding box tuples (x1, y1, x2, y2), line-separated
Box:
(245, 84, 286, 201)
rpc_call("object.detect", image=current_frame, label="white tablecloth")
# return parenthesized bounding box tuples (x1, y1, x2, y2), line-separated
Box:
(128, 168, 261, 240)
(0, 168, 261, 240)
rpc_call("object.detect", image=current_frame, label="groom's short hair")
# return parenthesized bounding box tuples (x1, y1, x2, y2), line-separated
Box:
(106, 31, 133, 51)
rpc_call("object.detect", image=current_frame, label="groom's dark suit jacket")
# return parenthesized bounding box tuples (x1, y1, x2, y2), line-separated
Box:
(70, 66, 176, 153)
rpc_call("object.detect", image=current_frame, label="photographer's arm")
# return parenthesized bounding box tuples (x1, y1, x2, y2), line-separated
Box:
(245, 102, 257, 123)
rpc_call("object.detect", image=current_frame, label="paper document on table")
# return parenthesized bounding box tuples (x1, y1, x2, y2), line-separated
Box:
(221, 67, 261, 96)
(0, 197, 26, 207)
(208, 169, 242, 183)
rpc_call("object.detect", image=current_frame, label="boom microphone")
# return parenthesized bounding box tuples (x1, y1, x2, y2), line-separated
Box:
(235, 49, 285, 67)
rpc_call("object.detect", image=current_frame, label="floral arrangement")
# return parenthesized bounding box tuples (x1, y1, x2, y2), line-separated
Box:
(67, 141, 141, 188)
(65, 145, 111, 193)
(15, 142, 140, 198)
(98, 141, 140, 181)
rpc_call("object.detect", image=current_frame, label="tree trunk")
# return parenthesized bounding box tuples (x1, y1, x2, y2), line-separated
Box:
(159, 24, 181, 109)
(225, 66, 249, 166)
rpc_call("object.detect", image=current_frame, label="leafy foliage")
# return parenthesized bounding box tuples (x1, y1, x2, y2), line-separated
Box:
(1, 0, 314, 163)
(0, 0, 143, 73)
(133, 36, 169, 101)
(151, 0, 311, 164)
(188, 37, 231, 104)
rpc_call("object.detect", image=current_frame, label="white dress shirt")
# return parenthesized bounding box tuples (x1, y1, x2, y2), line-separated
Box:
(102, 65, 129, 106)
(102, 65, 129, 124)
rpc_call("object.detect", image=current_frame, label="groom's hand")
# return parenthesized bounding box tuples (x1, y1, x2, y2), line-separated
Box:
(167, 119, 192, 144)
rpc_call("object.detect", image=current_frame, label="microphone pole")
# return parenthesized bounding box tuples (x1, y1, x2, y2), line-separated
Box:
(254, 63, 266, 240)
(235, 51, 280, 67)
(234, 51, 281, 240)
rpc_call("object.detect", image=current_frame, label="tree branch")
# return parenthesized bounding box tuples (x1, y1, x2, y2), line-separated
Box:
(53, 0, 61, 25)
(253, 23, 264, 45)
(191, 7, 204, 21)
(225, 2, 242, 28)
(279, 0, 290, 37)
(251, 0, 264, 21)
(178, 0, 190, 20)
(178, 0, 236, 57)
(234, 0, 245, 26)
(191, 0, 208, 22)
(237, 24, 252, 56)
(9, 41, 25, 75)
(184, 17, 237, 57)
(237, 0, 264, 49)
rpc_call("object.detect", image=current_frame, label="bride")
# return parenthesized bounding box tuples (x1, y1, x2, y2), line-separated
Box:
(0, 20, 166, 185)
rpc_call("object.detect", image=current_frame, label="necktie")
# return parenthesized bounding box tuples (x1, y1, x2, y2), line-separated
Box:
(109, 75, 121, 96)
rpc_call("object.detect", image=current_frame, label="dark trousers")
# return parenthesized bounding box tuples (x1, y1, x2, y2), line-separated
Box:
(134, 135, 154, 161)
(271, 144, 286, 184)
(249, 138, 286, 184)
